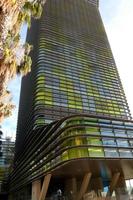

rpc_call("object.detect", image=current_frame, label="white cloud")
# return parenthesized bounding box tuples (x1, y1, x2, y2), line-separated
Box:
(100, 0, 133, 116)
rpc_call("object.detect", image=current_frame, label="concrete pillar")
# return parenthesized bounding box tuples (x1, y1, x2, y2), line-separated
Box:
(39, 173, 51, 200)
(106, 172, 120, 197)
(32, 180, 41, 200)
(77, 172, 92, 200)
(115, 176, 127, 200)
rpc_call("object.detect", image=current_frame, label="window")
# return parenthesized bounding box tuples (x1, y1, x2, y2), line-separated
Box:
(88, 147, 104, 157)
(105, 149, 119, 158)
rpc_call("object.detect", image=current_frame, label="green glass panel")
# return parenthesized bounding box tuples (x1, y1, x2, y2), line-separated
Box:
(36, 91, 45, 96)
(60, 83, 66, 88)
(85, 127, 100, 134)
(68, 100, 75, 105)
(76, 148, 88, 158)
(53, 72, 59, 76)
(87, 138, 102, 145)
(34, 118, 45, 126)
(85, 117, 98, 122)
(76, 105, 82, 109)
(77, 128, 85, 134)
(109, 111, 115, 114)
(87, 92, 93, 96)
(83, 120, 98, 125)
(45, 96, 52, 100)
(88, 147, 104, 157)
(67, 88, 74, 92)
(37, 80, 45, 84)
(68, 96, 75, 100)
(115, 111, 121, 114)
(96, 109, 103, 112)
(68, 148, 77, 159)
(45, 100, 53, 105)
(35, 96, 43, 101)
(75, 94, 81, 98)
(61, 87, 67, 91)
(62, 151, 69, 161)
(75, 137, 84, 145)
(68, 104, 76, 108)
(80, 78, 85, 82)
(62, 130, 70, 137)
(36, 76, 45, 81)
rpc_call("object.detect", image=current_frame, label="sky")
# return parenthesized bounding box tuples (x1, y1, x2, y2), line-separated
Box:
(1, 0, 133, 140)
(1, 26, 27, 140)
(100, 0, 133, 115)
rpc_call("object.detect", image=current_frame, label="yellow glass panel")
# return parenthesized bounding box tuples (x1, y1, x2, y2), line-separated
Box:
(68, 96, 75, 100)
(76, 105, 82, 109)
(68, 104, 76, 109)
(88, 148, 104, 157)
(45, 101, 53, 105)
(68, 100, 75, 104)
(75, 137, 83, 145)
(68, 148, 77, 159)
(87, 138, 101, 145)
(76, 148, 88, 158)
(62, 151, 69, 161)
(85, 127, 100, 134)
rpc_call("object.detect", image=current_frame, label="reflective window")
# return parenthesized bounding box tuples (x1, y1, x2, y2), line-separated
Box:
(87, 138, 102, 146)
(119, 150, 132, 158)
(88, 147, 104, 157)
(100, 128, 114, 136)
(104, 149, 119, 157)
(114, 129, 127, 138)
(102, 139, 116, 146)
(117, 139, 129, 147)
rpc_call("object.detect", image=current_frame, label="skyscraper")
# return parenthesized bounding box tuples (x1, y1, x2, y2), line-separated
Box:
(10, 0, 133, 199)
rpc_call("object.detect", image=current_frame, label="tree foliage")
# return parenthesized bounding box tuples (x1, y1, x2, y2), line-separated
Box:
(0, 0, 46, 122)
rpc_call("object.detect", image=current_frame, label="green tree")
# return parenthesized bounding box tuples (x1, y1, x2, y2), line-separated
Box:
(17, 55, 32, 75)
(0, 0, 45, 122)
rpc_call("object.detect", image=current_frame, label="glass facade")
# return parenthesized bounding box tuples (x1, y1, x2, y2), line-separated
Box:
(11, 115, 133, 190)
(33, 0, 131, 128)
(11, 0, 133, 193)
(87, 0, 99, 7)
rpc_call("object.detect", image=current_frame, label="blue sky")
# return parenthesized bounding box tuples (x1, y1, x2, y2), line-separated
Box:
(1, 25, 27, 140)
(1, 0, 133, 140)
(100, 0, 133, 115)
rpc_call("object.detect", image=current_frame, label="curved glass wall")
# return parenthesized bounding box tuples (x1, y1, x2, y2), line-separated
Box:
(10, 115, 133, 191)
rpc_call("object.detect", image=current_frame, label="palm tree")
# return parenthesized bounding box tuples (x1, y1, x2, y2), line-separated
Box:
(0, 0, 46, 123)
(17, 55, 32, 75)
(23, 1, 43, 19)
(18, 10, 31, 27)
(33, 2, 43, 18)
(24, 42, 33, 54)
(18, 1, 43, 28)
(32, 0, 46, 5)
(0, 91, 15, 122)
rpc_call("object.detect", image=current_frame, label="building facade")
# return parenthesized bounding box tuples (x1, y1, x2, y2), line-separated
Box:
(0, 135, 14, 198)
(10, 0, 133, 199)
